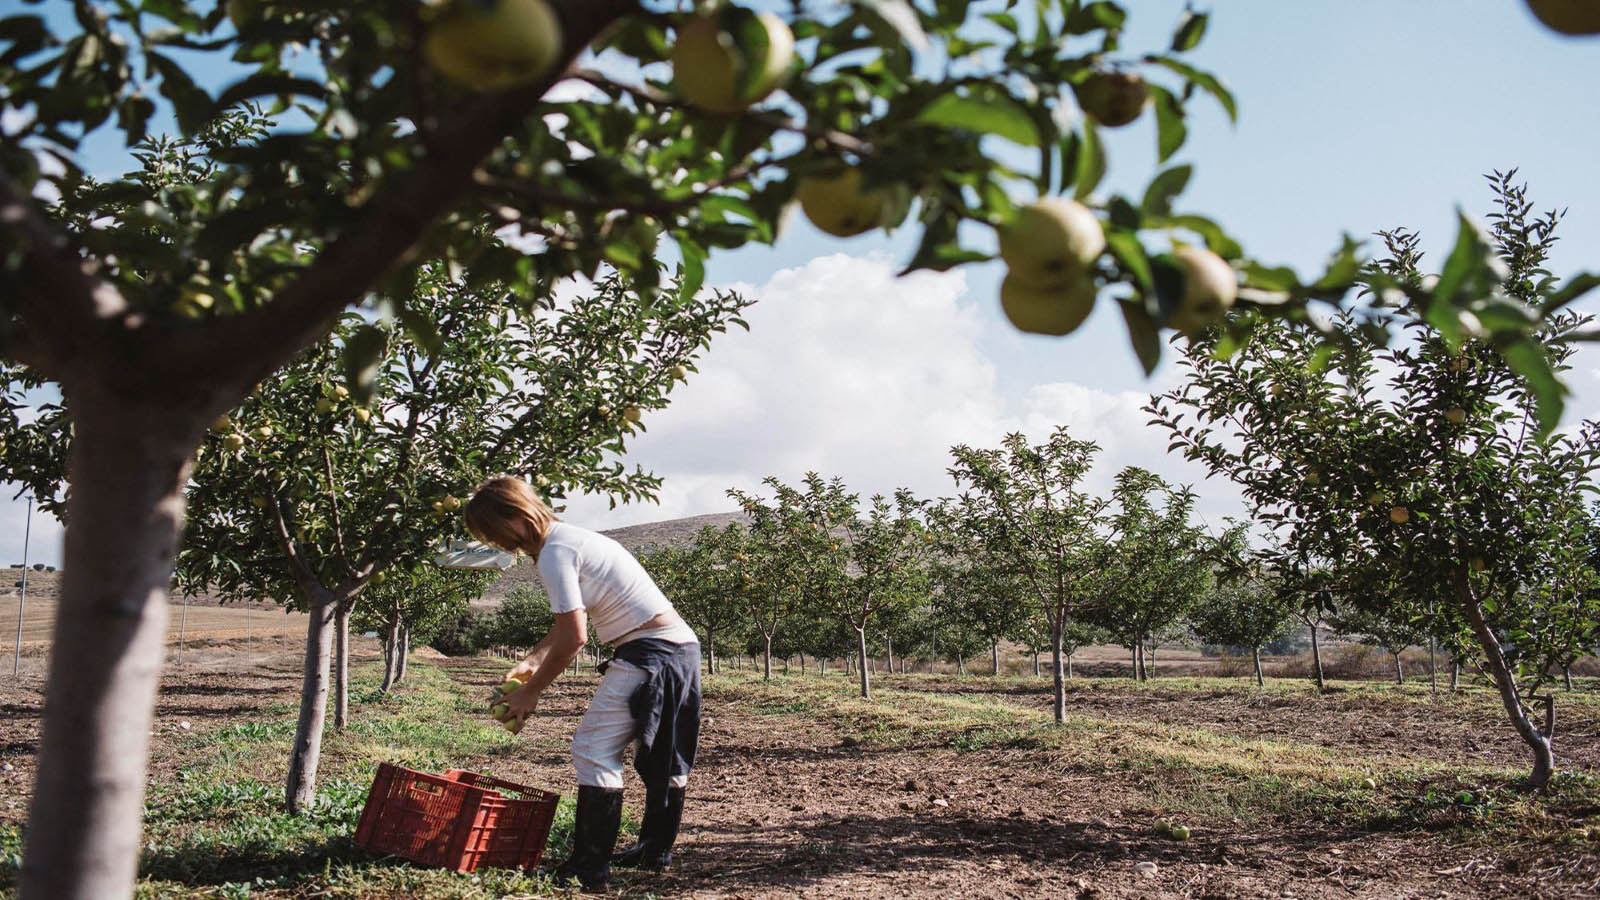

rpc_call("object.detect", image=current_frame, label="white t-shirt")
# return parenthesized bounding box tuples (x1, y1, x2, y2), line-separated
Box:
(536, 522, 690, 645)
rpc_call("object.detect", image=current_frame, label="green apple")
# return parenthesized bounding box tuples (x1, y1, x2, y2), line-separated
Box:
(534, 474, 551, 488)
(211, 413, 233, 432)
(622, 406, 643, 424)
(672, 10, 795, 113)
(999, 198, 1106, 289)
(1468, 556, 1488, 573)
(423, 0, 563, 92)
(489, 703, 512, 721)
(1153, 821, 1172, 836)
(1305, 470, 1321, 486)
(1444, 407, 1467, 424)
(596, 404, 612, 418)
(1168, 824, 1190, 841)
(1165, 244, 1238, 334)
(371, 570, 387, 585)
(255, 425, 273, 439)
(353, 407, 371, 424)
(1368, 491, 1389, 507)
(251, 496, 269, 509)
(223, 433, 246, 452)
(502, 716, 522, 734)
(1526, 0, 1600, 34)
(1076, 71, 1149, 127)
(1389, 506, 1410, 524)
(333, 385, 349, 400)
(999, 275, 1097, 336)
(442, 495, 461, 511)
(669, 364, 689, 380)
(795, 169, 901, 238)
(1363, 777, 1378, 790)
(315, 397, 336, 415)
(498, 679, 523, 695)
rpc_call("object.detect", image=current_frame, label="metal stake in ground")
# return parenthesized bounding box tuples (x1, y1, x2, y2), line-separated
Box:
(11, 495, 31, 678)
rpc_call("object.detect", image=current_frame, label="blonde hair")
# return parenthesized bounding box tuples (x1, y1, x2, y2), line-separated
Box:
(464, 475, 559, 554)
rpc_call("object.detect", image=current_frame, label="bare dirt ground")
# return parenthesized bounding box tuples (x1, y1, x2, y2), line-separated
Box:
(0, 646, 1596, 898)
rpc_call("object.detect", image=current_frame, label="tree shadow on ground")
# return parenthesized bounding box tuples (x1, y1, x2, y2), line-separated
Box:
(655, 809, 1345, 895)
(138, 834, 374, 887)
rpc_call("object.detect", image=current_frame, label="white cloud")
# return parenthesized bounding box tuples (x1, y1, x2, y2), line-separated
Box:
(560, 254, 1247, 532)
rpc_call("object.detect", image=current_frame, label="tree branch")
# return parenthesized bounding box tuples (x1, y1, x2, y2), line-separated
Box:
(161, 0, 642, 393)
(0, 171, 129, 377)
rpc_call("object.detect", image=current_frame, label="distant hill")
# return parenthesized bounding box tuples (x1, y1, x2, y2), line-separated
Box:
(478, 510, 747, 603)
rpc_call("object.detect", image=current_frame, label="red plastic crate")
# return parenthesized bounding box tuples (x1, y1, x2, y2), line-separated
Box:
(353, 762, 561, 873)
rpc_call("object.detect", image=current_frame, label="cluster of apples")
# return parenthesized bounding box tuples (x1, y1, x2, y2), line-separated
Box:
(209, 412, 274, 453)
(432, 494, 462, 517)
(487, 672, 529, 734)
(1153, 820, 1191, 841)
(997, 197, 1237, 338)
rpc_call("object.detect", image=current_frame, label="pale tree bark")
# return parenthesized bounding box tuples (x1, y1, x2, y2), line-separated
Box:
(991, 639, 1000, 677)
(397, 624, 409, 683)
(1033, 651, 1041, 677)
(1049, 616, 1066, 723)
(1430, 640, 1438, 695)
(1563, 666, 1573, 692)
(1308, 621, 1326, 690)
(762, 634, 772, 681)
(1451, 658, 1461, 692)
(705, 627, 715, 675)
(1455, 570, 1554, 788)
(379, 605, 401, 693)
(19, 399, 191, 899)
(1393, 651, 1404, 686)
(1253, 647, 1264, 687)
(856, 627, 871, 699)
(1066, 650, 1073, 680)
(286, 585, 338, 813)
(886, 636, 894, 676)
(333, 601, 351, 730)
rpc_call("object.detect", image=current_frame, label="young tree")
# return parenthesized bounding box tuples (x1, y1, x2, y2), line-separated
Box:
(1, 3, 1585, 894)
(727, 480, 812, 680)
(928, 496, 1031, 677)
(1152, 175, 1600, 787)
(1191, 568, 1296, 687)
(1094, 467, 1210, 681)
(641, 523, 749, 675)
(948, 428, 1109, 722)
(174, 264, 739, 811)
(355, 566, 495, 692)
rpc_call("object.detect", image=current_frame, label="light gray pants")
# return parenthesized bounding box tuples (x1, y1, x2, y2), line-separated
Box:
(571, 659, 689, 789)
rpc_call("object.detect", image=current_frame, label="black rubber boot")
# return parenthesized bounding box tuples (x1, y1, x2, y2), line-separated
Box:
(611, 785, 685, 871)
(551, 785, 624, 893)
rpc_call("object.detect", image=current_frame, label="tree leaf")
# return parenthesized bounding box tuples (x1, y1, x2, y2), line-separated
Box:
(918, 92, 1039, 147)
(1147, 56, 1237, 123)
(1498, 336, 1566, 437)
(1149, 84, 1186, 164)
(1118, 298, 1161, 375)
(1140, 164, 1192, 218)
(1072, 121, 1105, 201)
(1170, 10, 1208, 52)
(856, 0, 928, 51)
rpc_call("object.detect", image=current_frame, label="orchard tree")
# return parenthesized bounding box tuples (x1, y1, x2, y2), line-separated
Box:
(1329, 603, 1427, 686)
(928, 495, 1031, 677)
(355, 566, 496, 692)
(1190, 526, 1295, 686)
(726, 478, 815, 679)
(641, 523, 749, 674)
(1094, 466, 1208, 681)
(948, 428, 1109, 721)
(4, 3, 1594, 896)
(791, 475, 929, 698)
(172, 263, 738, 811)
(1152, 175, 1600, 787)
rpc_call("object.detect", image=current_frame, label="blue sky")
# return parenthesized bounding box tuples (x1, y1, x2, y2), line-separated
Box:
(4, 0, 1599, 565)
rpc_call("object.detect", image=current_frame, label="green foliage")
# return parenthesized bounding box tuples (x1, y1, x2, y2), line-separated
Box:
(470, 584, 555, 652)
(1092, 466, 1211, 652)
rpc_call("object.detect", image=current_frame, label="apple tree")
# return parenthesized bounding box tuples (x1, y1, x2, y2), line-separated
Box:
(4, 1, 1596, 894)
(640, 523, 750, 674)
(927, 494, 1032, 677)
(174, 263, 742, 811)
(352, 565, 496, 692)
(1151, 176, 1600, 787)
(1092, 466, 1208, 681)
(947, 428, 1109, 720)
(1189, 525, 1296, 686)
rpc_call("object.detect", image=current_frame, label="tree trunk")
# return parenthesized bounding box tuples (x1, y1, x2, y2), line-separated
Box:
(379, 606, 400, 693)
(1393, 651, 1404, 686)
(1253, 646, 1264, 687)
(1049, 616, 1066, 724)
(397, 624, 409, 684)
(991, 639, 1000, 677)
(819, 657, 825, 675)
(1066, 650, 1073, 680)
(1430, 639, 1438, 695)
(19, 404, 192, 900)
(1563, 666, 1573, 692)
(1130, 643, 1139, 681)
(706, 627, 715, 675)
(1451, 658, 1461, 692)
(1309, 622, 1326, 690)
(286, 585, 338, 813)
(1454, 570, 1554, 788)
(799, 653, 805, 675)
(783, 657, 789, 675)
(856, 627, 871, 699)
(956, 652, 964, 676)
(1149, 641, 1157, 677)
(886, 636, 894, 676)
(1033, 651, 1041, 677)
(762, 634, 772, 681)
(333, 601, 350, 730)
